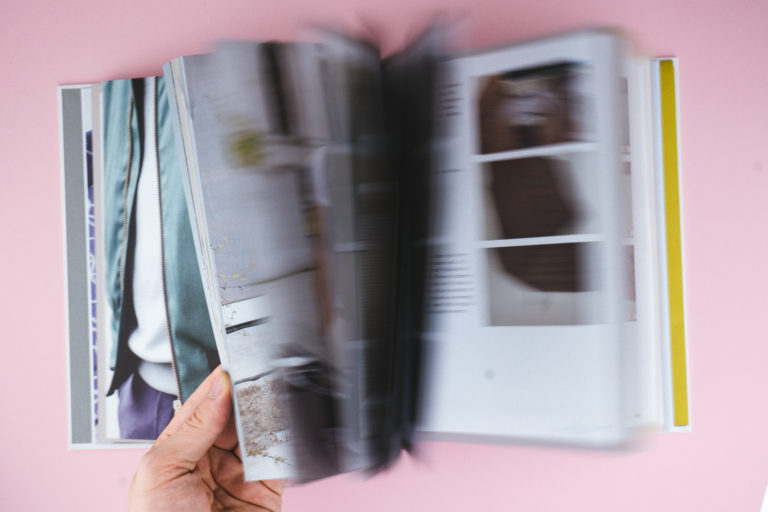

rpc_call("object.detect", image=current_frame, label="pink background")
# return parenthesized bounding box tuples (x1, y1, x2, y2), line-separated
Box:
(1, 0, 767, 509)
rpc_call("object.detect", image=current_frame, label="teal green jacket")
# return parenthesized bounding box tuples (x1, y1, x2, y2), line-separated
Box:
(103, 77, 218, 402)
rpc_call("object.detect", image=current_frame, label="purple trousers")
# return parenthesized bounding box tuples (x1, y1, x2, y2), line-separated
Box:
(117, 372, 175, 440)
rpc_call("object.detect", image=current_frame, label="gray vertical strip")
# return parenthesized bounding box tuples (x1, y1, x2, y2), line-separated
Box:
(62, 88, 92, 444)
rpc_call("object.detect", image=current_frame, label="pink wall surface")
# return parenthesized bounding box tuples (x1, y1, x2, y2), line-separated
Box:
(1, 0, 766, 510)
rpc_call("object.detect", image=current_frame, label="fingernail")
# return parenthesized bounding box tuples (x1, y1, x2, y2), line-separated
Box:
(208, 370, 224, 399)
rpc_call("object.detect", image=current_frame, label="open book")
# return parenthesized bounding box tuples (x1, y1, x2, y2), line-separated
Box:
(60, 26, 689, 482)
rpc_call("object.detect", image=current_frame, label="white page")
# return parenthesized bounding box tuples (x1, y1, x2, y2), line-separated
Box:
(418, 30, 630, 446)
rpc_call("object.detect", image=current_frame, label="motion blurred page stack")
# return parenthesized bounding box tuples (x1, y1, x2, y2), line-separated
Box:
(61, 25, 689, 482)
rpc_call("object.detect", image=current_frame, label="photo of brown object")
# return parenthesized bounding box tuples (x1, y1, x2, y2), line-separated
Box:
(478, 63, 582, 154)
(489, 157, 573, 239)
(488, 156, 592, 292)
(494, 244, 583, 292)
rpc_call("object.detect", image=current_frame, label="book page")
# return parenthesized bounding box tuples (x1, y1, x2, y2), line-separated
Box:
(171, 51, 299, 479)
(61, 84, 97, 446)
(174, 43, 360, 481)
(418, 30, 632, 446)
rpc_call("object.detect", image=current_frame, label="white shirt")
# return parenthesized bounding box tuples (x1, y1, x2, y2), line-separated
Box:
(126, 78, 176, 395)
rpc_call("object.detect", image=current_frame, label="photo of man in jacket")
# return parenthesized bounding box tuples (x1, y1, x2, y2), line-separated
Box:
(102, 76, 219, 439)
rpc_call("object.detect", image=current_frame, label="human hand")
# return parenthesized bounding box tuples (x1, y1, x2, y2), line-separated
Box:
(127, 367, 285, 511)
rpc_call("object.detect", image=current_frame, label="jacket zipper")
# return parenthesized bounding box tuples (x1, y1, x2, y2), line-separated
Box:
(118, 98, 134, 295)
(151, 76, 184, 412)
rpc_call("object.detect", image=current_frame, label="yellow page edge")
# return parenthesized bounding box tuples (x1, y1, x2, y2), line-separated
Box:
(658, 58, 689, 427)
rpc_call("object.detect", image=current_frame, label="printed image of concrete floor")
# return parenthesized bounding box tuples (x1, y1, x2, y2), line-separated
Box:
(234, 374, 290, 465)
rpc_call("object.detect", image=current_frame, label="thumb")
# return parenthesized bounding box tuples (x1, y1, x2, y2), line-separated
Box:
(155, 369, 233, 468)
